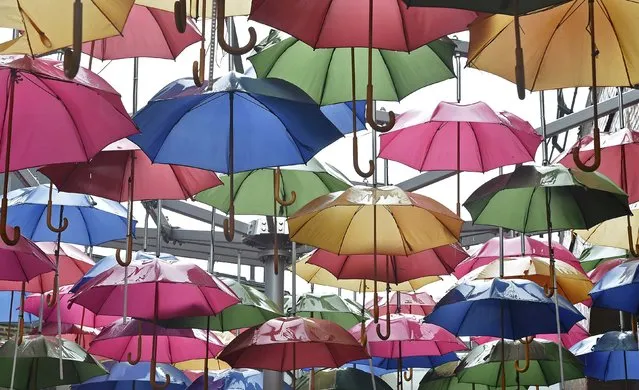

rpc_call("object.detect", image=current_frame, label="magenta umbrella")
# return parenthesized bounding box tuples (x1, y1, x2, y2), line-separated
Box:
(379, 101, 542, 214)
(366, 292, 436, 316)
(88, 318, 225, 364)
(472, 323, 589, 349)
(454, 236, 584, 278)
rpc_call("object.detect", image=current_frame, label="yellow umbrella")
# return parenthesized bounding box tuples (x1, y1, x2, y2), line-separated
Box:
(575, 206, 639, 253)
(175, 358, 231, 371)
(465, 256, 593, 304)
(0, 0, 135, 77)
(136, 0, 250, 17)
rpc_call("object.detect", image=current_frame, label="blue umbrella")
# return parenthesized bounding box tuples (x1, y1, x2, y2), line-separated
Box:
(590, 259, 639, 314)
(72, 361, 191, 390)
(0, 291, 37, 324)
(6, 185, 133, 246)
(570, 331, 639, 381)
(350, 352, 459, 371)
(187, 369, 292, 390)
(424, 278, 584, 338)
(320, 101, 366, 135)
(70, 251, 178, 293)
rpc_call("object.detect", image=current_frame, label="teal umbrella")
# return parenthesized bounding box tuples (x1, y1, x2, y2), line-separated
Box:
(288, 293, 370, 329)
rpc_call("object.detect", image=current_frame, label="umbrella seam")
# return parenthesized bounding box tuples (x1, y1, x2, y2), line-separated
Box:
(148, 8, 179, 60)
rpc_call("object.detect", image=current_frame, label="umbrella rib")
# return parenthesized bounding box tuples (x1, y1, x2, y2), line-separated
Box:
(377, 50, 401, 101)
(148, 8, 179, 60)
(313, 1, 337, 49)
(397, 5, 411, 53)
(469, 122, 486, 172)
(318, 47, 338, 105)
(92, 0, 130, 36)
(382, 206, 411, 255)
(416, 122, 444, 171)
(14, 2, 36, 56)
(466, 18, 510, 66)
(336, 205, 362, 254)
(599, 1, 634, 86)
(521, 187, 537, 233)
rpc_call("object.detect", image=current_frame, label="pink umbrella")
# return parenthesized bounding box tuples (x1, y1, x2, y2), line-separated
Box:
(23, 285, 118, 328)
(454, 236, 584, 278)
(588, 258, 626, 284)
(472, 323, 589, 349)
(82, 5, 201, 61)
(379, 101, 542, 215)
(366, 292, 436, 316)
(307, 244, 468, 283)
(0, 232, 55, 283)
(34, 322, 99, 348)
(89, 318, 225, 364)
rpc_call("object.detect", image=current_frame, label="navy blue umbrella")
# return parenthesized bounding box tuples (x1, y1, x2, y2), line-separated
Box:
(424, 278, 584, 338)
(72, 361, 191, 390)
(6, 185, 133, 246)
(570, 331, 639, 381)
(590, 259, 639, 314)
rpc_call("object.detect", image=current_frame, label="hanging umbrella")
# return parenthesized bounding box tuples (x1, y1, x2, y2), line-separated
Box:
(36, 322, 99, 349)
(187, 369, 292, 390)
(570, 331, 639, 381)
(579, 245, 628, 273)
(575, 205, 639, 256)
(456, 339, 584, 388)
(472, 323, 590, 349)
(418, 361, 516, 390)
(0, 335, 107, 390)
(589, 259, 639, 313)
(0, 1, 135, 77)
(588, 258, 626, 284)
(175, 357, 231, 373)
(455, 236, 583, 278)
(0, 291, 37, 324)
(296, 367, 392, 390)
(320, 101, 367, 136)
(351, 353, 459, 372)
(379, 101, 541, 215)
(424, 278, 585, 339)
(88, 318, 225, 364)
(136, 0, 251, 18)
(0, 232, 54, 283)
(158, 277, 282, 331)
(306, 244, 467, 283)
(288, 293, 369, 329)
(72, 361, 192, 390)
(366, 292, 437, 316)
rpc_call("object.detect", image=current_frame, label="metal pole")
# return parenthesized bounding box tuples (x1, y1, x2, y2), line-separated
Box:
(156, 200, 162, 257)
(619, 87, 625, 128)
(372, 103, 378, 187)
(237, 251, 242, 283)
(291, 242, 297, 315)
(499, 168, 504, 278)
(143, 212, 149, 252)
(132, 58, 139, 114)
(209, 207, 216, 274)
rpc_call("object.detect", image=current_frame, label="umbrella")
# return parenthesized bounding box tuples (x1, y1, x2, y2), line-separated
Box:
(379, 101, 541, 215)
(0, 335, 107, 390)
(88, 318, 225, 364)
(424, 278, 585, 339)
(366, 292, 437, 316)
(296, 367, 392, 390)
(456, 339, 584, 387)
(418, 361, 516, 390)
(159, 277, 282, 331)
(576, 205, 639, 255)
(306, 244, 467, 283)
(187, 369, 292, 390)
(588, 258, 626, 284)
(0, 1, 134, 77)
(320, 101, 367, 135)
(72, 361, 192, 390)
(579, 245, 628, 273)
(288, 293, 369, 329)
(472, 323, 590, 349)
(589, 259, 639, 313)
(466, 256, 594, 304)
(175, 358, 231, 372)
(0, 233, 54, 283)
(136, 0, 250, 18)
(0, 56, 137, 246)
(0, 291, 37, 324)
(455, 236, 582, 279)
(351, 353, 459, 371)
(36, 322, 99, 349)
(570, 331, 639, 381)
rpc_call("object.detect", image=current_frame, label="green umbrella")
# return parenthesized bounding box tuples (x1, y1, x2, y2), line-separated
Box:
(579, 245, 628, 272)
(196, 158, 351, 217)
(463, 164, 631, 234)
(297, 368, 393, 390)
(0, 335, 107, 390)
(419, 361, 517, 390)
(249, 37, 455, 106)
(456, 339, 583, 388)
(288, 293, 370, 329)
(159, 278, 282, 331)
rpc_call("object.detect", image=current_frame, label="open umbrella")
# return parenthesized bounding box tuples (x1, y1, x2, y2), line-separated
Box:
(589, 259, 639, 314)
(576, 205, 639, 256)
(570, 331, 639, 381)
(588, 258, 626, 284)
(187, 368, 292, 390)
(472, 323, 590, 349)
(72, 361, 192, 390)
(418, 361, 513, 390)
(366, 292, 437, 316)
(352, 353, 459, 372)
(579, 245, 628, 273)
(296, 367, 392, 390)
(289, 293, 369, 329)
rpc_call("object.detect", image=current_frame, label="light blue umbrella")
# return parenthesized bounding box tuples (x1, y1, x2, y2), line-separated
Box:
(5, 185, 133, 246)
(72, 361, 191, 390)
(570, 331, 639, 381)
(187, 369, 292, 390)
(320, 101, 366, 135)
(0, 291, 37, 324)
(590, 259, 639, 314)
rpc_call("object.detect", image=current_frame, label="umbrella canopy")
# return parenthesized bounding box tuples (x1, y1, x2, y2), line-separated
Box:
(570, 331, 639, 381)
(455, 236, 582, 278)
(463, 164, 631, 233)
(349, 314, 466, 358)
(588, 258, 626, 284)
(195, 159, 351, 217)
(306, 244, 467, 283)
(289, 293, 369, 329)
(296, 367, 392, 390)
(136, 0, 251, 17)
(218, 317, 369, 371)
(175, 357, 231, 372)
(0, 232, 54, 283)
(424, 278, 585, 339)
(294, 256, 439, 292)
(81, 4, 201, 60)
(352, 353, 458, 371)
(159, 277, 282, 331)
(0, 335, 107, 390)
(401, 0, 568, 14)
(466, 256, 593, 304)
(575, 205, 639, 252)
(579, 245, 628, 273)
(319, 101, 367, 135)
(418, 361, 515, 390)
(130, 72, 343, 174)
(366, 291, 437, 316)
(472, 323, 590, 349)
(187, 369, 292, 390)
(590, 259, 639, 313)
(89, 318, 225, 364)
(6, 185, 133, 246)
(72, 361, 192, 390)
(40, 138, 223, 202)
(288, 185, 463, 255)
(248, 36, 456, 106)
(69, 258, 239, 320)
(456, 339, 584, 387)
(0, 1, 134, 56)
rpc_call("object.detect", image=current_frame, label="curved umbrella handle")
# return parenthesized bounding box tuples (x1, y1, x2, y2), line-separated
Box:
(174, 0, 187, 33)
(46, 200, 68, 233)
(216, 0, 256, 55)
(375, 309, 391, 340)
(115, 247, 133, 267)
(223, 204, 235, 242)
(365, 85, 395, 133)
(514, 336, 534, 373)
(46, 277, 58, 308)
(150, 361, 170, 389)
(274, 168, 296, 206)
(17, 282, 25, 345)
(127, 322, 142, 365)
(626, 215, 639, 257)
(63, 0, 83, 79)
(571, 131, 600, 172)
(0, 198, 20, 246)
(403, 368, 413, 381)
(353, 134, 374, 178)
(359, 320, 367, 346)
(543, 261, 555, 298)
(192, 1, 206, 87)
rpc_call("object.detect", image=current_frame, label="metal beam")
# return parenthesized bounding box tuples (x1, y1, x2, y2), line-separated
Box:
(161, 200, 250, 234)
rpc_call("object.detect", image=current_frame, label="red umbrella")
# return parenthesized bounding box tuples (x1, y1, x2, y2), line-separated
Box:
(454, 236, 584, 278)
(379, 101, 542, 214)
(307, 244, 467, 283)
(366, 292, 436, 316)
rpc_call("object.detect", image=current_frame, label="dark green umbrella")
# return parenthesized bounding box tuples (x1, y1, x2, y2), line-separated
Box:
(288, 293, 370, 329)
(579, 245, 628, 272)
(419, 361, 517, 390)
(456, 339, 583, 388)
(463, 164, 631, 234)
(296, 368, 393, 390)
(0, 335, 107, 390)
(159, 277, 282, 331)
